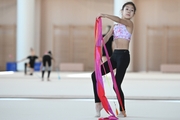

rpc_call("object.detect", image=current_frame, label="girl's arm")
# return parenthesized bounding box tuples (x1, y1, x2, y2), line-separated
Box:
(50, 55, 56, 64)
(100, 14, 133, 27)
(38, 57, 42, 62)
(52, 57, 56, 63)
(103, 25, 114, 44)
(17, 58, 27, 63)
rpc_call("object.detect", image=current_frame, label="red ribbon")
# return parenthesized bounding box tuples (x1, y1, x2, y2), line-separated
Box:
(94, 17, 122, 120)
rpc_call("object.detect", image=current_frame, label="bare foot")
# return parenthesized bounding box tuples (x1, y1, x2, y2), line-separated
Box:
(95, 102, 103, 117)
(117, 111, 127, 117)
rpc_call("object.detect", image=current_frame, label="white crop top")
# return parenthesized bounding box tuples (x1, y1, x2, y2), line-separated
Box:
(113, 24, 132, 41)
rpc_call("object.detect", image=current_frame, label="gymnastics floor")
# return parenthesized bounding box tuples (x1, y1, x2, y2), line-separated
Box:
(0, 71, 180, 120)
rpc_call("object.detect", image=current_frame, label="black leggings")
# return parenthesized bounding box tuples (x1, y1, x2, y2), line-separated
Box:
(91, 49, 130, 111)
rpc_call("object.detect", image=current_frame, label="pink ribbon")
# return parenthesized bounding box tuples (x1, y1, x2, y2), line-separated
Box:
(94, 17, 122, 120)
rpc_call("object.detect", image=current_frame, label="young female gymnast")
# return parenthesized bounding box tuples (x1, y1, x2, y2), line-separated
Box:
(41, 51, 55, 81)
(91, 1, 136, 117)
(17, 48, 39, 75)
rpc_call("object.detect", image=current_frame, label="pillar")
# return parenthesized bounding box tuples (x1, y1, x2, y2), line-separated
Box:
(16, 0, 35, 71)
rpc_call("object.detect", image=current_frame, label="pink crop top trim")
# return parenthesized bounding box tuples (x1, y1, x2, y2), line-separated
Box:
(113, 24, 132, 41)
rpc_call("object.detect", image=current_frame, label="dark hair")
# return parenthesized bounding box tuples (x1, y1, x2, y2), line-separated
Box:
(122, 2, 136, 14)
(107, 25, 111, 31)
(48, 51, 52, 55)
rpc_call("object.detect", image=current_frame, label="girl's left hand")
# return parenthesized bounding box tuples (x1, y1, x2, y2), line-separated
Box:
(96, 14, 104, 19)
